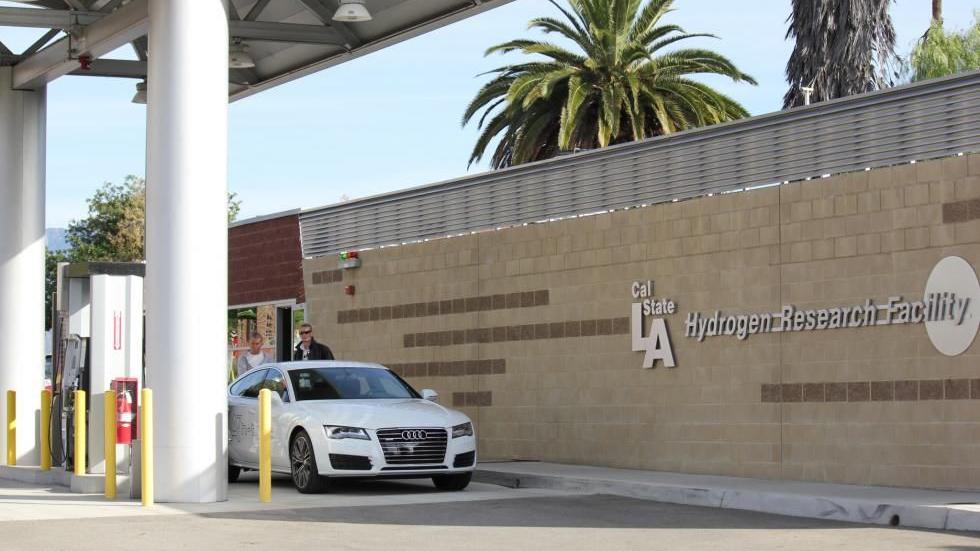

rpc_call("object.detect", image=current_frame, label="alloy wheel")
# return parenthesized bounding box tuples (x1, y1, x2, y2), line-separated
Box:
(291, 435, 313, 488)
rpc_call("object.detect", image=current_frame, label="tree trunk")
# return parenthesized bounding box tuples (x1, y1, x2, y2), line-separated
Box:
(932, 0, 942, 23)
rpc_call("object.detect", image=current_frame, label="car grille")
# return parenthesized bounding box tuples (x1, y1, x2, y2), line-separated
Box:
(376, 427, 448, 466)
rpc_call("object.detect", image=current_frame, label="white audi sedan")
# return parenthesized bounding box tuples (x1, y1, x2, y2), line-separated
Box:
(228, 361, 476, 493)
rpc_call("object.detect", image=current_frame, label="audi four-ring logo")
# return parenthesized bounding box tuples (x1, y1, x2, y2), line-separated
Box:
(401, 429, 427, 440)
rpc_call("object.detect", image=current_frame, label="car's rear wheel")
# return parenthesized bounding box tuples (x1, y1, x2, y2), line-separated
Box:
(290, 429, 326, 493)
(228, 464, 241, 483)
(432, 472, 472, 491)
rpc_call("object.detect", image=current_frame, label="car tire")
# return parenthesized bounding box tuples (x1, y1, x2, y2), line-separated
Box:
(432, 472, 472, 491)
(228, 465, 241, 483)
(290, 429, 326, 494)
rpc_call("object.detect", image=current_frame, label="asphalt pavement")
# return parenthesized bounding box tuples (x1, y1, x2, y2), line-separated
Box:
(1, 473, 978, 551)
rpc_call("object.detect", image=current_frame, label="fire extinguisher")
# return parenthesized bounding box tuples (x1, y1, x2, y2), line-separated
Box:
(116, 390, 133, 445)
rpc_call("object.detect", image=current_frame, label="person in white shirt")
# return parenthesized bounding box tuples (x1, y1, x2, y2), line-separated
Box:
(236, 331, 271, 376)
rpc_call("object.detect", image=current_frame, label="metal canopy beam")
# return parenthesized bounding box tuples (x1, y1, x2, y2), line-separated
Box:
(231, 0, 514, 101)
(62, 0, 89, 10)
(1, 7, 345, 46)
(69, 58, 145, 78)
(0, 6, 102, 28)
(229, 20, 343, 45)
(3, 0, 516, 95)
(23, 29, 62, 57)
(244, 0, 272, 21)
(297, 0, 361, 48)
(12, 0, 148, 89)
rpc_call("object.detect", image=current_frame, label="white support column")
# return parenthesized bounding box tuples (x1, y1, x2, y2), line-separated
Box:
(0, 67, 46, 466)
(145, 0, 229, 502)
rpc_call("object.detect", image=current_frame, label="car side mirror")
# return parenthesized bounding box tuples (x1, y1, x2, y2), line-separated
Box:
(271, 391, 284, 405)
(421, 389, 438, 402)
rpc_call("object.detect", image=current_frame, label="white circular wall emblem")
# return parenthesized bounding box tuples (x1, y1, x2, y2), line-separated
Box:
(924, 256, 980, 356)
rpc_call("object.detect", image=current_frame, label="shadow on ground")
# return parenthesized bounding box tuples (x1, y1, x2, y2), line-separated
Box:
(214, 473, 980, 535)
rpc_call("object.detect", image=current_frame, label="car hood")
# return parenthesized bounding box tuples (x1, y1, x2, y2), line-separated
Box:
(291, 398, 470, 429)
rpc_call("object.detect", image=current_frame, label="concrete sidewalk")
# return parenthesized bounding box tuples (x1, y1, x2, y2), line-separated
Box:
(474, 461, 980, 532)
(0, 470, 572, 523)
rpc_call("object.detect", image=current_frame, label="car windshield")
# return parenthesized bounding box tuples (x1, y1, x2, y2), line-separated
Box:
(288, 367, 420, 401)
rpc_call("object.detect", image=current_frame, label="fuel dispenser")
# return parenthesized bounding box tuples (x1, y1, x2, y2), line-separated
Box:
(50, 262, 144, 483)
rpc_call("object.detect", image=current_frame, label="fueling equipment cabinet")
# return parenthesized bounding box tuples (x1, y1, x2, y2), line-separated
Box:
(50, 262, 144, 478)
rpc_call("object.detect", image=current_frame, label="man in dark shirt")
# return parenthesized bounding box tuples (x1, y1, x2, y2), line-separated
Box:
(293, 323, 335, 360)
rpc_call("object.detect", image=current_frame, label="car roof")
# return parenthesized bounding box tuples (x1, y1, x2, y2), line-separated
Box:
(271, 360, 389, 372)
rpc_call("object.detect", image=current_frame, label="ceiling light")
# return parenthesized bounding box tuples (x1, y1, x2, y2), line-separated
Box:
(132, 80, 146, 104)
(333, 0, 372, 22)
(229, 41, 255, 69)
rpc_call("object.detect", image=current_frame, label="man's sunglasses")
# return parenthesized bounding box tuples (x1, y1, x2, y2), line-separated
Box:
(299, 330, 312, 335)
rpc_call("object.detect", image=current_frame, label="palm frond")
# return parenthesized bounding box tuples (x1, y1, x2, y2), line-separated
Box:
(464, 0, 755, 169)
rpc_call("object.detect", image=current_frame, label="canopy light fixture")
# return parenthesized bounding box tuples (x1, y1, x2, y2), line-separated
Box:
(333, 0, 372, 22)
(132, 80, 147, 104)
(229, 40, 255, 69)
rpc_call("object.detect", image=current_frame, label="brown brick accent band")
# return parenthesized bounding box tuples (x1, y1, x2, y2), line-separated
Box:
(452, 391, 492, 407)
(338, 289, 549, 324)
(311, 269, 343, 285)
(404, 317, 630, 348)
(762, 379, 980, 403)
(942, 198, 980, 223)
(387, 359, 505, 378)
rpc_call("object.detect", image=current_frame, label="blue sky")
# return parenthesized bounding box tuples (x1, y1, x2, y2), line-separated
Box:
(1, 0, 977, 227)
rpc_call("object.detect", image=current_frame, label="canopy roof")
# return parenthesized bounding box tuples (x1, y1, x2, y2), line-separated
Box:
(0, 0, 512, 100)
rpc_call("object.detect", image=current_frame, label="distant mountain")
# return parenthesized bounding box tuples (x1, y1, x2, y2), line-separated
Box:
(46, 228, 69, 252)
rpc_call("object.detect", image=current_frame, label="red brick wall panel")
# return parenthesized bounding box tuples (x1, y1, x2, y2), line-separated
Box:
(228, 214, 305, 306)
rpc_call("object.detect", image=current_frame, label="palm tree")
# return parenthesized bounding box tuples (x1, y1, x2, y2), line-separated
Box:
(462, 0, 756, 169)
(783, 0, 896, 108)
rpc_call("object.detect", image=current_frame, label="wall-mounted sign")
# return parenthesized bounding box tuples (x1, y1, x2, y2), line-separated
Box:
(923, 256, 979, 356)
(631, 280, 677, 368)
(631, 256, 978, 368)
(679, 256, 978, 356)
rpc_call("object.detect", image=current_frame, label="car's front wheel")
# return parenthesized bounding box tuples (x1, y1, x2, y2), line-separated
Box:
(290, 429, 326, 493)
(228, 464, 241, 483)
(432, 472, 472, 491)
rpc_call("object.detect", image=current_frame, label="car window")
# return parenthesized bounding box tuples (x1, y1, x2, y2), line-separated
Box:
(289, 367, 420, 401)
(230, 369, 267, 397)
(263, 369, 290, 402)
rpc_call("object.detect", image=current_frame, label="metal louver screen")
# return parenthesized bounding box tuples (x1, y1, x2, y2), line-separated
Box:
(300, 71, 980, 258)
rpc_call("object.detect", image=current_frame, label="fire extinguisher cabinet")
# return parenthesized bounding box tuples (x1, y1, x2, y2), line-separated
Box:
(111, 378, 139, 444)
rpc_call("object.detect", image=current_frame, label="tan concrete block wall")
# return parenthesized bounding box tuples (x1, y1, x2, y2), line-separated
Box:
(303, 153, 980, 490)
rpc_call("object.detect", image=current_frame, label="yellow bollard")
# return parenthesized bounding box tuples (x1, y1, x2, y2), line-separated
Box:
(6, 390, 15, 466)
(258, 388, 271, 503)
(74, 390, 86, 475)
(141, 388, 153, 506)
(104, 391, 116, 499)
(40, 390, 51, 471)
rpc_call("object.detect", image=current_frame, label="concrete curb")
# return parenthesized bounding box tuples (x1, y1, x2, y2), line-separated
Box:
(473, 468, 980, 532)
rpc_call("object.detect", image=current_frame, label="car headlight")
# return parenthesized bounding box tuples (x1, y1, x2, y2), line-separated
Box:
(452, 422, 473, 438)
(324, 426, 370, 440)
